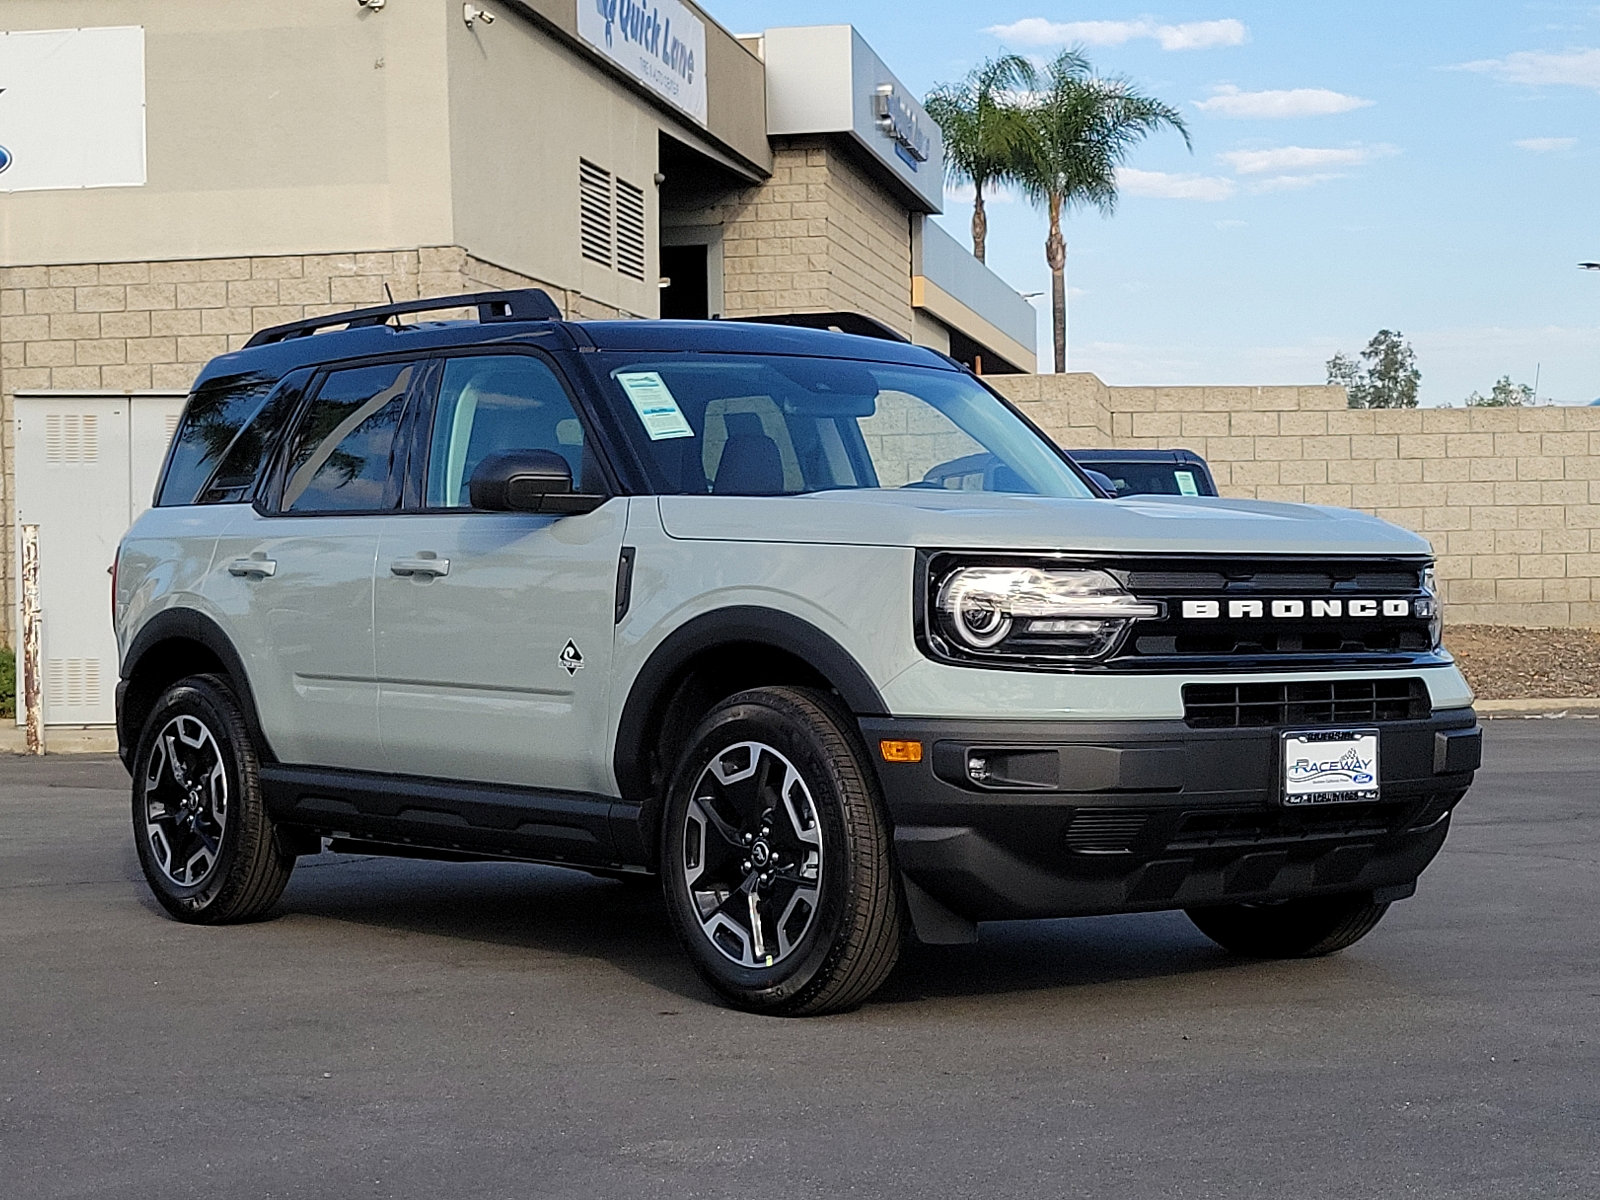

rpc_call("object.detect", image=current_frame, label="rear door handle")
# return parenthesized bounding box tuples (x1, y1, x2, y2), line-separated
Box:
(390, 556, 450, 578)
(228, 557, 277, 579)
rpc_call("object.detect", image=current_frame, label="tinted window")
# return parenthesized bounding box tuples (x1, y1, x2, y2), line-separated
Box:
(594, 354, 1093, 499)
(281, 362, 416, 513)
(1088, 461, 1215, 497)
(194, 373, 309, 505)
(425, 355, 589, 508)
(156, 372, 278, 506)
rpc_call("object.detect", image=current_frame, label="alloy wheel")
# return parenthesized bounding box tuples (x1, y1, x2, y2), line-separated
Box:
(680, 741, 823, 968)
(141, 714, 229, 888)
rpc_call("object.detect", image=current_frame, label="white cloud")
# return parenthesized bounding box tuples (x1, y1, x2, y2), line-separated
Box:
(1218, 144, 1395, 174)
(1214, 218, 1248, 229)
(1514, 136, 1578, 152)
(1194, 84, 1374, 118)
(1115, 166, 1237, 201)
(1248, 172, 1348, 192)
(987, 17, 1247, 51)
(1458, 47, 1600, 90)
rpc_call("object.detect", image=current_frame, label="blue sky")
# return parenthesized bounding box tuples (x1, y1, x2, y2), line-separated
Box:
(719, 1, 1600, 405)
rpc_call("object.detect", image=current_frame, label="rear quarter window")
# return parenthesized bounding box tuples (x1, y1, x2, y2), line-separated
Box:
(156, 372, 280, 506)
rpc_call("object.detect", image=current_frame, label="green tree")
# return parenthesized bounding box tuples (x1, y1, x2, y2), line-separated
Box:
(1466, 375, 1536, 407)
(924, 55, 1038, 263)
(1012, 51, 1189, 373)
(1326, 330, 1421, 408)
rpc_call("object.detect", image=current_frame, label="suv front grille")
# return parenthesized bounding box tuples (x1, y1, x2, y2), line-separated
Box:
(1182, 678, 1430, 729)
(1108, 557, 1436, 668)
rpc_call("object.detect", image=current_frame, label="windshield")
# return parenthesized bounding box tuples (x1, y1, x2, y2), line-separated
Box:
(592, 354, 1094, 499)
(1086, 460, 1213, 497)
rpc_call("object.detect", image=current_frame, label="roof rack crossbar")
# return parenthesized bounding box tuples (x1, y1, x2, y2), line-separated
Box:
(732, 311, 911, 344)
(243, 288, 562, 348)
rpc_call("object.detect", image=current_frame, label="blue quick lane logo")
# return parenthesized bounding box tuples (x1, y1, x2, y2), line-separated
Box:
(0, 146, 11, 175)
(1288, 746, 1375, 788)
(592, 0, 696, 87)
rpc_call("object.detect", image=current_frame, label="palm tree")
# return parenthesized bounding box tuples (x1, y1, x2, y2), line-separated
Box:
(1014, 51, 1189, 372)
(924, 54, 1043, 263)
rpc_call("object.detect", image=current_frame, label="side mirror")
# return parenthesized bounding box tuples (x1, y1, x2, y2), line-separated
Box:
(1084, 469, 1118, 497)
(468, 449, 602, 514)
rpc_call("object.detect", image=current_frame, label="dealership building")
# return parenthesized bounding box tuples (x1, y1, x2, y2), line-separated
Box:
(0, 0, 1036, 725)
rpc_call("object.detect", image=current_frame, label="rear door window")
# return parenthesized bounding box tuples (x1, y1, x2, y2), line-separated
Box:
(280, 361, 418, 513)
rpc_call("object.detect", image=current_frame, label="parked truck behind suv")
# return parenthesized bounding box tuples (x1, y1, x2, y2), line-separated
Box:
(114, 290, 1482, 1015)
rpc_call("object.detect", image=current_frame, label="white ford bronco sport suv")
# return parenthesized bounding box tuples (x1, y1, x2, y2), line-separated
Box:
(115, 290, 1482, 1015)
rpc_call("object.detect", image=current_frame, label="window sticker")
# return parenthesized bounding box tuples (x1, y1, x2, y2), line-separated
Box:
(1174, 469, 1199, 496)
(616, 371, 695, 441)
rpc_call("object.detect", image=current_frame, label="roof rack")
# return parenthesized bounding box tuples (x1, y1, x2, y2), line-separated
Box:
(730, 311, 911, 344)
(244, 288, 562, 348)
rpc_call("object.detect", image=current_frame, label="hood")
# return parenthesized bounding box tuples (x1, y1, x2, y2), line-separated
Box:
(658, 491, 1433, 558)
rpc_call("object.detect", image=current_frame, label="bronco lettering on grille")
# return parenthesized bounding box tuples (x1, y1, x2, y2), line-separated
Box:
(1181, 599, 1419, 620)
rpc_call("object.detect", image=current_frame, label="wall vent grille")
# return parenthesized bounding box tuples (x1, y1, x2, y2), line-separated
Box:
(47, 658, 102, 709)
(44, 414, 99, 465)
(615, 178, 647, 281)
(579, 159, 613, 268)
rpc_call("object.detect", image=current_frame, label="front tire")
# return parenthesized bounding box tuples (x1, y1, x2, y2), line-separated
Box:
(1186, 892, 1391, 958)
(661, 687, 902, 1015)
(131, 674, 294, 924)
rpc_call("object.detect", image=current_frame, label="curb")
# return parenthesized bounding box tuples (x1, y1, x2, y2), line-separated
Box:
(1474, 697, 1600, 718)
(0, 725, 120, 755)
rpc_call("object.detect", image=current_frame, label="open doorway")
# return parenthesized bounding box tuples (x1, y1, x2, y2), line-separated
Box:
(660, 244, 710, 319)
(658, 132, 750, 321)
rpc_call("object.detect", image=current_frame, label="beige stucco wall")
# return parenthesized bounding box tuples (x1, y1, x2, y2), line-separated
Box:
(993, 374, 1600, 629)
(0, 0, 455, 265)
(719, 140, 914, 335)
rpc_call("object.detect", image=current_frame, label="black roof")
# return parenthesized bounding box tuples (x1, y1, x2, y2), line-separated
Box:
(193, 290, 954, 389)
(1068, 447, 1210, 465)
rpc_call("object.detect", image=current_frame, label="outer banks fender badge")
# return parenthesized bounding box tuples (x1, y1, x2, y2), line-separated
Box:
(560, 640, 585, 675)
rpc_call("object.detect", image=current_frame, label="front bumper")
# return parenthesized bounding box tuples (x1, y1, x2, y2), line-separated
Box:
(860, 709, 1480, 931)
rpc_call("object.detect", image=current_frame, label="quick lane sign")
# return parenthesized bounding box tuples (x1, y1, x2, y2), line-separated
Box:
(0, 26, 146, 192)
(579, 0, 707, 126)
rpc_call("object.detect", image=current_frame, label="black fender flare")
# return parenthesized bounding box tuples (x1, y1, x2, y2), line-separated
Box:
(612, 606, 887, 802)
(119, 609, 275, 765)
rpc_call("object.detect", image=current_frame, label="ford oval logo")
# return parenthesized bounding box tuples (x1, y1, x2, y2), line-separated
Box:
(0, 145, 11, 175)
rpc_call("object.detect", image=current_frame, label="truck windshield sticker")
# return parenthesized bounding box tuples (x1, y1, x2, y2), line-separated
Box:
(1174, 469, 1199, 496)
(616, 371, 695, 441)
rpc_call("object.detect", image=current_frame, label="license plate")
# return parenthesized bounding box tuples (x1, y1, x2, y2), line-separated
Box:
(1281, 729, 1379, 805)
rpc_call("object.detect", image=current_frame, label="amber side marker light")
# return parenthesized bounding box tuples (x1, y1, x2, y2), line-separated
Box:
(879, 739, 924, 764)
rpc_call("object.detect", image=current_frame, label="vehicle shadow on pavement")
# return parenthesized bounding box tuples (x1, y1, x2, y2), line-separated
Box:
(263, 854, 1243, 1009)
(272, 854, 708, 998)
(877, 912, 1240, 1006)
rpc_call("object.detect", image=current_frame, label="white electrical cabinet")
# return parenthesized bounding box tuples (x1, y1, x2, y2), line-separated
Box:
(13, 391, 186, 726)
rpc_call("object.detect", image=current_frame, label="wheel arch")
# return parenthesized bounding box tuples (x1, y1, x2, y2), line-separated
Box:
(119, 609, 274, 771)
(613, 607, 886, 812)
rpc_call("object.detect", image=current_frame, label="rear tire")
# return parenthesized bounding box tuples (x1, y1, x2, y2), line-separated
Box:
(661, 686, 902, 1015)
(131, 674, 294, 924)
(1186, 892, 1391, 958)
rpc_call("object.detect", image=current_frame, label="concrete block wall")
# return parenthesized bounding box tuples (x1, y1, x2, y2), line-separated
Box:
(721, 138, 914, 336)
(0, 247, 641, 639)
(993, 374, 1600, 629)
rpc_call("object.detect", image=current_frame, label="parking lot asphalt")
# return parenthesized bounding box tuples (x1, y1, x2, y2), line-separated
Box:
(1, 722, 1597, 1200)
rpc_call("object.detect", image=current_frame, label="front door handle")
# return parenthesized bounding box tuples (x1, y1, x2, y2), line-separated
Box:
(228, 557, 277, 579)
(390, 556, 450, 578)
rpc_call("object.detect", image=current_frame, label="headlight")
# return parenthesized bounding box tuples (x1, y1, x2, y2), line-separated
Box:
(1419, 565, 1443, 649)
(932, 564, 1161, 662)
